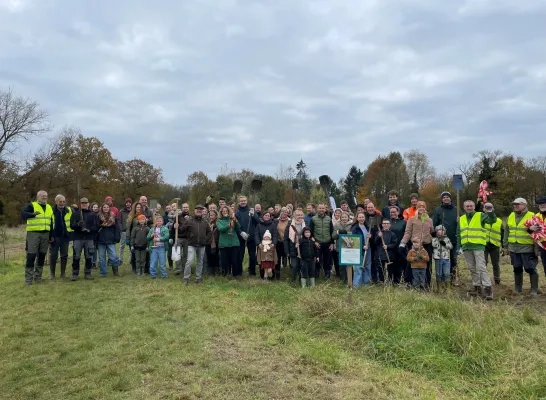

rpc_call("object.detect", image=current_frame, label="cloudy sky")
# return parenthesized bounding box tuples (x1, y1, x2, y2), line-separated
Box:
(1, 0, 545, 185)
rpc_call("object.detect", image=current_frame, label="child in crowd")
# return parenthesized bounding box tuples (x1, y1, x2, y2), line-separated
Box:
(147, 216, 169, 279)
(407, 238, 429, 290)
(257, 230, 278, 280)
(432, 225, 453, 292)
(375, 219, 399, 284)
(298, 227, 319, 287)
(130, 214, 149, 276)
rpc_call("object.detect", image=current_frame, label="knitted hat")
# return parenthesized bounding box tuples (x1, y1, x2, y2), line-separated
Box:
(125, 198, 133, 204)
(536, 196, 546, 205)
(105, 196, 113, 202)
(263, 230, 272, 239)
(440, 191, 452, 199)
(410, 193, 419, 200)
(416, 201, 427, 209)
(137, 214, 147, 221)
(435, 225, 445, 232)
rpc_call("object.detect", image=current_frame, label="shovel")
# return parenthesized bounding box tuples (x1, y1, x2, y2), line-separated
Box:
(379, 232, 392, 285)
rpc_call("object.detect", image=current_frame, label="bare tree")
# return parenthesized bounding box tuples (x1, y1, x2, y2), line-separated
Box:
(404, 149, 436, 188)
(0, 88, 51, 161)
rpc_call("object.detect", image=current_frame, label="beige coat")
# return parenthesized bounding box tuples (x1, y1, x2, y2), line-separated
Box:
(402, 215, 434, 245)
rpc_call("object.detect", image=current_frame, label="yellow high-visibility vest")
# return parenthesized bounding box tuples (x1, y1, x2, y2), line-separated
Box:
(507, 211, 535, 245)
(484, 219, 502, 247)
(64, 207, 73, 233)
(459, 212, 486, 246)
(26, 202, 53, 232)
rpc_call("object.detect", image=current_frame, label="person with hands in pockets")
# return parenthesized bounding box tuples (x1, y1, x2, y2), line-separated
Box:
(130, 214, 150, 276)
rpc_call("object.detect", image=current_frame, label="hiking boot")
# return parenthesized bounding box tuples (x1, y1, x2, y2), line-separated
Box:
(113, 267, 120, 277)
(514, 272, 523, 293)
(300, 278, 307, 288)
(34, 277, 44, 284)
(494, 278, 501, 285)
(84, 274, 94, 280)
(25, 281, 33, 286)
(71, 275, 78, 281)
(49, 273, 55, 280)
(530, 273, 539, 297)
(484, 286, 493, 300)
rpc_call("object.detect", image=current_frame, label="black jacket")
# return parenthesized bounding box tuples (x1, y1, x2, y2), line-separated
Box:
(374, 230, 398, 261)
(432, 203, 458, 243)
(299, 237, 318, 261)
(70, 208, 100, 240)
(20, 202, 53, 233)
(254, 219, 278, 246)
(98, 222, 121, 245)
(52, 205, 72, 238)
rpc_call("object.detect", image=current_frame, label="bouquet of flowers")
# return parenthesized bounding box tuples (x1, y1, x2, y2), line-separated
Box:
(524, 216, 546, 250)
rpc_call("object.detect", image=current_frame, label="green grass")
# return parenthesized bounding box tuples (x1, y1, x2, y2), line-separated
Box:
(2, 228, 546, 399)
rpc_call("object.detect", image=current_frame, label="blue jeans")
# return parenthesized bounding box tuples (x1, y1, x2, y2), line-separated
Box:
(150, 246, 167, 278)
(353, 248, 372, 287)
(435, 259, 451, 281)
(98, 244, 119, 276)
(412, 268, 426, 288)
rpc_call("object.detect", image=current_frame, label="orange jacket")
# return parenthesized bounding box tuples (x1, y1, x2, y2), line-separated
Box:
(403, 206, 417, 221)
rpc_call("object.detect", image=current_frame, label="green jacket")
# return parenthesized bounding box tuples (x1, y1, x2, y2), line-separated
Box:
(147, 226, 170, 250)
(456, 211, 496, 251)
(216, 217, 241, 248)
(310, 214, 334, 244)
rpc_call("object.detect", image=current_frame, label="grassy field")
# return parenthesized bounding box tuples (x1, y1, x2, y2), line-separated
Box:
(1, 227, 546, 399)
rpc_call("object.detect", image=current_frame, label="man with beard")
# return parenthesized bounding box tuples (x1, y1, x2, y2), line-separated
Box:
(176, 205, 211, 284)
(309, 203, 334, 279)
(403, 193, 419, 221)
(365, 202, 384, 283)
(70, 197, 100, 281)
(382, 190, 405, 219)
(49, 194, 72, 279)
(119, 198, 133, 266)
(173, 203, 191, 275)
(432, 192, 459, 285)
(139, 195, 154, 227)
(304, 203, 316, 226)
(235, 196, 260, 276)
(21, 190, 53, 284)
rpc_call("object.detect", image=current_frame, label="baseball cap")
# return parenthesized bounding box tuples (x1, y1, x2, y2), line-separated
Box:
(512, 198, 528, 205)
(80, 197, 89, 203)
(537, 196, 546, 205)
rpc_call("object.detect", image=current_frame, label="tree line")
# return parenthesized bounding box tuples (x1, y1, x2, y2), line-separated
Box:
(1, 88, 545, 225)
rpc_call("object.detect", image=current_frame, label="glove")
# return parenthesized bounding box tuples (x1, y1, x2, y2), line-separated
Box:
(529, 224, 542, 232)
(130, 246, 134, 252)
(125, 238, 130, 245)
(439, 240, 446, 246)
(241, 232, 249, 240)
(169, 239, 173, 245)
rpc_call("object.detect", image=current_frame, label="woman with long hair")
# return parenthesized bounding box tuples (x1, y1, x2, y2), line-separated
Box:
(90, 202, 100, 268)
(284, 209, 306, 286)
(275, 207, 290, 272)
(216, 205, 241, 277)
(126, 202, 145, 274)
(205, 210, 220, 275)
(97, 203, 121, 277)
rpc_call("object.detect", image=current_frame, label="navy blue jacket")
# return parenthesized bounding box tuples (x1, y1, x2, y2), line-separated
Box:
(52, 205, 72, 238)
(70, 208, 100, 241)
(235, 206, 260, 242)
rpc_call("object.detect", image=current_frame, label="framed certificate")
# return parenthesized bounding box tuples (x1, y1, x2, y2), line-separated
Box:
(338, 234, 362, 266)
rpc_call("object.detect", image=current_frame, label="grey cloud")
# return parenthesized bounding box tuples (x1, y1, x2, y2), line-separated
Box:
(0, 0, 545, 185)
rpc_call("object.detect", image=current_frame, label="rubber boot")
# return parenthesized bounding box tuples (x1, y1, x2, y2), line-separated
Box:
(301, 278, 307, 288)
(25, 253, 36, 285)
(514, 272, 523, 293)
(484, 286, 493, 300)
(530, 273, 539, 296)
(113, 266, 120, 276)
(469, 286, 482, 296)
(49, 263, 56, 280)
(60, 258, 67, 278)
(309, 278, 316, 287)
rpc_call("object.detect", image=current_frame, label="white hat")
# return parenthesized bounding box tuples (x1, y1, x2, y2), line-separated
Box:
(263, 230, 272, 239)
(512, 198, 528, 205)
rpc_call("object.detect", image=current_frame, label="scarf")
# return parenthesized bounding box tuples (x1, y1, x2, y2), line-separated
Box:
(288, 220, 305, 243)
(99, 212, 116, 227)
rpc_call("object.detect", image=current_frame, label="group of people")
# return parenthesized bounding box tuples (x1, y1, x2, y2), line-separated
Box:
(20, 189, 546, 301)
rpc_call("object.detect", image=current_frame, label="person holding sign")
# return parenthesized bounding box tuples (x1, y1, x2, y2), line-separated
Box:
(333, 211, 355, 284)
(351, 212, 372, 287)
